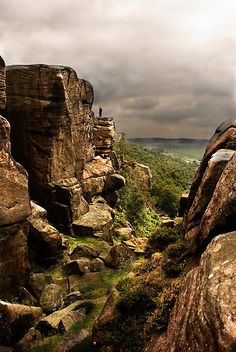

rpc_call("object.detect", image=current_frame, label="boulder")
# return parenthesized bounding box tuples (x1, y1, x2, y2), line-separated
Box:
(65, 258, 104, 275)
(70, 244, 100, 260)
(104, 173, 126, 192)
(36, 301, 92, 335)
(146, 231, 236, 352)
(5, 65, 95, 225)
(29, 273, 53, 300)
(64, 291, 83, 307)
(15, 327, 41, 352)
(73, 203, 114, 241)
(0, 116, 31, 226)
(18, 287, 38, 307)
(39, 283, 63, 314)
(0, 300, 42, 345)
(28, 201, 62, 262)
(104, 244, 136, 269)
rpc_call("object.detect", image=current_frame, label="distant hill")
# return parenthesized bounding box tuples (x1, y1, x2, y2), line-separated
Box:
(129, 138, 208, 162)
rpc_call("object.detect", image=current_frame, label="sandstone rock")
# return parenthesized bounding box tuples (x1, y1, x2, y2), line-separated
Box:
(57, 329, 90, 352)
(0, 116, 31, 225)
(185, 149, 235, 237)
(65, 258, 104, 275)
(18, 287, 38, 307)
(39, 283, 63, 314)
(0, 56, 6, 109)
(0, 300, 42, 345)
(28, 201, 62, 262)
(114, 227, 134, 241)
(64, 291, 83, 307)
(0, 223, 30, 299)
(73, 203, 114, 241)
(36, 301, 91, 335)
(68, 274, 80, 293)
(104, 173, 126, 192)
(70, 244, 100, 260)
(146, 231, 236, 352)
(15, 327, 41, 352)
(93, 117, 116, 155)
(93, 289, 119, 346)
(184, 120, 236, 218)
(5, 65, 95, 225)
(29, 273, 53, 300)
(104, 244, 136, 269)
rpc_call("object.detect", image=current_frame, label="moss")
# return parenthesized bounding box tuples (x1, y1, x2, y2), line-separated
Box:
(29, 335, 62, 352)
(148, 226, 183, 253)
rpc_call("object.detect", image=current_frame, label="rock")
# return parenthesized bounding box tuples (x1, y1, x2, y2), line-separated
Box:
(0, 300, 42, 345)
(93, 117, 116, 155)
(29, 273, 53, 300)
(15, 327, 41, 352)
(64, 291, 83, 307)
(161, 219, 175, 228)
(5, 65, 95, 226)
(39, 283, 63, 314)
(199, 153, 236, 242)
(67, 275, 80, 293)
(57, 329, 90, 352)
(114, 227, 134, 241)
(104, 174, 125, 192)
(18, 287, 38, 307)
(36, 301, 91, 335)
(184, 149, 235, 237)
(0, 56, 6, 109)
(76, 272, 103, 292)
(0, 116, 31, 226)
(0, 222, 30, 299)
(184, 120, 236, 219)
(73, 203, 114, 241)
(104, 244, 136, 269)
(82, 157, 114, 196)
(146, 231, 236, 352)
(65, 258, 104, 275)
(178, 192, 189, 217)
(93, 289, 119, 346)
(70, 244, 100, 260)
(28, 201, 62, 262)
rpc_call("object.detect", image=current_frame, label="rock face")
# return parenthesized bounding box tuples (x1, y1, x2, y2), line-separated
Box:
(146, 232, 236, 352)
(0, 61, 31, 299)
(5, 65, 95, 225)
(183, 120, 236, 243)
(93, 117, 116, 155)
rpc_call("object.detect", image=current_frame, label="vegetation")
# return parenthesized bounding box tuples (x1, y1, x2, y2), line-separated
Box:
(115, 138, 196, 219)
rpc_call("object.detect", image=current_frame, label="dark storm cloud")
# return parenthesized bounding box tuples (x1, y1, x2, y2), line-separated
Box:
(1, 0, 236, 137)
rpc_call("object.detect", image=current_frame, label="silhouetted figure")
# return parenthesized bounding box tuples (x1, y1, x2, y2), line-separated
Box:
(0, 56, 5, 67)
(99, 107, 102, 117)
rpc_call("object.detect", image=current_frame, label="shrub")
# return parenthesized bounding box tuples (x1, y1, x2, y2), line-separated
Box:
(148, 226, 182, 252)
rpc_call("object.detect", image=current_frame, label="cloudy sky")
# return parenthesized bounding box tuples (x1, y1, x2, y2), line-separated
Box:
(1, 0, 236, 138)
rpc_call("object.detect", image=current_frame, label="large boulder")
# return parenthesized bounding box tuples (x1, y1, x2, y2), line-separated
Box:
(5, 65, 95, 225)
(0, 112, 31, 299)
(146, 231, 236, 352)
(0, 300, 42, 345)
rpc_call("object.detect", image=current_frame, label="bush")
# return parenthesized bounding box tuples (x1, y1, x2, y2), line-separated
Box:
(148, 226, 183, 252)
(161, 240, 193, 277)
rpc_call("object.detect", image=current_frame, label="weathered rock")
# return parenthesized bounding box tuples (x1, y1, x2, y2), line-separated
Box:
(146, 232, 236, 352)
(0, 222, 30, 299)
(36, 301, 91, 335)
(28, 201, 62, 262)
(5, 65, 95, 225)
(15, 327, 41, 352)
(67, 275, 80, 293)
(184, 120, 236, 219)
(114, 227, 134, 241)
(65, 258, 104, 275)
(185, 149, 235, 237)
(104, 244, 136, 268)
(104, 173, 126, 192)
(64, 291, 83, 307)
(93, 117, 116, 155)
(93, 289, 119, 346)
(29, 273, 53, 300)
(18, 287, 38, 307)
(70, 244, 100, 260)
(82, 157, 114, 196)
(73, 203, 114, 241)
(57, 329, 90, 352)
(0, 56, 6, 109)
(199, 153, 236, 242)
(0, 116, 31, 226)
(39, 283, 63, 314)
(0, 300, 42, 345)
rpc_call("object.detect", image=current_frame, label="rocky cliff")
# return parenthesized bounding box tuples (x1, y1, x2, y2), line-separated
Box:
(0, 57, 31, 298)
(146, 120, 236, 352)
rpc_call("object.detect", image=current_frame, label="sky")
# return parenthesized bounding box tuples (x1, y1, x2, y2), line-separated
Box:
(1, 0, 236, 138)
